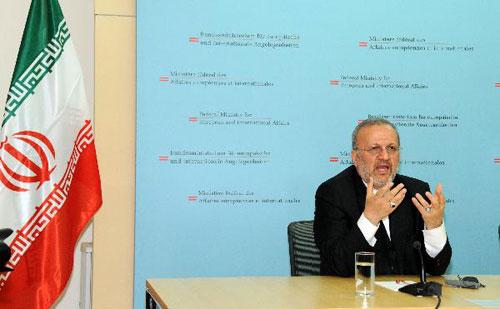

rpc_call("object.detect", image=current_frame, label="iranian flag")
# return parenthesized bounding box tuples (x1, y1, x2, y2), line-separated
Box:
(0, 0, 102, 308)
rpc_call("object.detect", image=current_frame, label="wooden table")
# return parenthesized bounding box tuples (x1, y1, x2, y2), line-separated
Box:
(146, 275, 500, 309)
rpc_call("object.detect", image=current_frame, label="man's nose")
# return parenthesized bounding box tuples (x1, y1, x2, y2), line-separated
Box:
(378, 148, 390, 159)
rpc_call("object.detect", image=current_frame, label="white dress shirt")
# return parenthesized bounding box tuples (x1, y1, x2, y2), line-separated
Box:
(356, 186, 447, 258)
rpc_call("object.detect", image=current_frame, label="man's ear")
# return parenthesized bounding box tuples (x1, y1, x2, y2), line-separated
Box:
(351, 150, 358, 166)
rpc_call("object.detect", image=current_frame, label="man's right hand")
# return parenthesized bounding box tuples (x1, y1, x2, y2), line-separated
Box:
(364, 177, 407, 225)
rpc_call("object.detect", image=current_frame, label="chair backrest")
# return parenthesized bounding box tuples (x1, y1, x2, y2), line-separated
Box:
(287, 220, 321, 276)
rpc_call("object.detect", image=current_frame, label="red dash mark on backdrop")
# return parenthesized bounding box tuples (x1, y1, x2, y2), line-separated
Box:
(494, 158, 500, 164)
(159, 155, 170, 161)
(189, 117, 198, 123)
(329, 80, 339, 86)
(329, 157, 339, 163)
(359, 41, 368, 47)
(495, 82, 500, 87)
(159, 76, 170, 82)
(187, 195, 198, 201)
(189, 37, 199, 43)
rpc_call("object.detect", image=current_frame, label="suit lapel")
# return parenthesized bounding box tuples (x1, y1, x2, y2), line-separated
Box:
(350, 167, 367, 215)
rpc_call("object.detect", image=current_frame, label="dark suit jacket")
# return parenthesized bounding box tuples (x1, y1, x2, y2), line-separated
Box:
(314, 165, 451, 276)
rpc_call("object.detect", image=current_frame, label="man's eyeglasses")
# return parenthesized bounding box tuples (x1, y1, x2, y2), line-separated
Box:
(354, 145, 400, 156)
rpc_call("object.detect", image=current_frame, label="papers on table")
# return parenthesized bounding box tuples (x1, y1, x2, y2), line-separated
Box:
(466, 299, 500, 308)
(375, 280, 416, 292)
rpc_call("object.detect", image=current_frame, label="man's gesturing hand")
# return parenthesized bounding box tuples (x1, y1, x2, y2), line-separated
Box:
(412, 183, 446, 230)
(363, 177, 407, 225)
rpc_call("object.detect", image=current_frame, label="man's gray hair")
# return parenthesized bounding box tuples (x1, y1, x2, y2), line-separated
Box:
(351, 118, 400, 150)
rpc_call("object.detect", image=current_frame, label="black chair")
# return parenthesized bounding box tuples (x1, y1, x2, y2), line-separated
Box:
(287, 220, 321, 276)
(0, 229, 13, 272)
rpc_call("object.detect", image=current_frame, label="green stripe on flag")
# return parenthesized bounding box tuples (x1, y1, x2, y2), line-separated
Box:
(3, 0, 68, 127)
(11, 0, 64, 82)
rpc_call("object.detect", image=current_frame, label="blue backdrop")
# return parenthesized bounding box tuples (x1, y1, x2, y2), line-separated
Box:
(136, 1, 500, 308)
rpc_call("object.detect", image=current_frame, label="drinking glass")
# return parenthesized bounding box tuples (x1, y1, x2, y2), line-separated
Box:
(355, 252, 375, 296)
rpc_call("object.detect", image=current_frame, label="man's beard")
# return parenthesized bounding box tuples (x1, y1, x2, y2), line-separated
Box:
(356, 158, 397, 189)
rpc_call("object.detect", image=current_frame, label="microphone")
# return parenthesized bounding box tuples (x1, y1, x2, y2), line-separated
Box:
(413, 241, 426, 284)
(398, 240, 442, 296)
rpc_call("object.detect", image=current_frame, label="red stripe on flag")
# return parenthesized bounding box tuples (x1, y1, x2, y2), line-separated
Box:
(495, 83, 500, 87)
(0, 142, 101, 308)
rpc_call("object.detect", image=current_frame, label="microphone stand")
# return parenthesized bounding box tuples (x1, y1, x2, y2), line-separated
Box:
(398, 241, 442, 297)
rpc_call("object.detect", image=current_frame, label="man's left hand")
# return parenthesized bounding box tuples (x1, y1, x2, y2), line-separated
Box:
(411, 183, 446, 229)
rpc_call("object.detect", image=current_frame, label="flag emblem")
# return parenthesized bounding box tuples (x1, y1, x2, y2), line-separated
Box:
(0, 131, 56, 192)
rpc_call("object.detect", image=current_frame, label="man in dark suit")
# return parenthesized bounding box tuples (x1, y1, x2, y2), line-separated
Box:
(314, 118, 451, 276)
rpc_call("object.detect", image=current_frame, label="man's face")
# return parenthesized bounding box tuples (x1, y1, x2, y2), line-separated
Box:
(351, 124, 400, 189)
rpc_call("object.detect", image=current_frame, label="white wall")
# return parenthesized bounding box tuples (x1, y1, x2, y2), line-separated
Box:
(0, 1, 94, 308)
